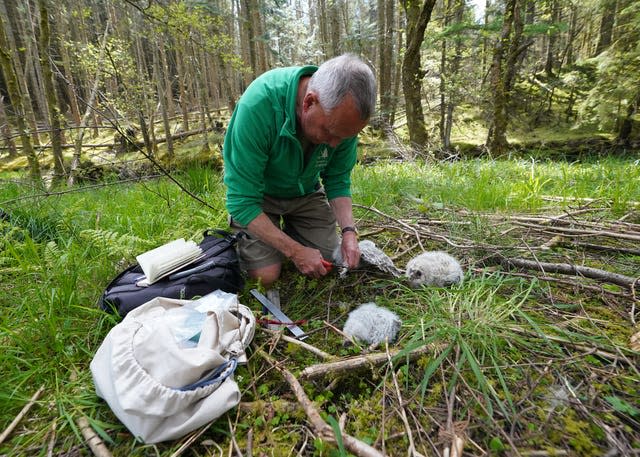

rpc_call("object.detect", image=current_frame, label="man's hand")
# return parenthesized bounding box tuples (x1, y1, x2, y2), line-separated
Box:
(289, 245, 333, 278)
(339, 231, 360, 268)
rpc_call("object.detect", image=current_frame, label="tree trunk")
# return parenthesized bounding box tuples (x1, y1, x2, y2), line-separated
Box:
(0, 16, 41, 181)
(595, 0, 616, 55)
(485, 0, 518, 156)
(154, 44, 174, 159)
(0, 0, 41, 146)
(67, 23, 110, 187)
(37, 0, 65, 184)
(617, 89, 640, 144)
(176, 52, 190, 132)
(401, 0, 437, 152)
(377, 0, 394, 130)
(21, 1, 49, 127)
(329, 0, 341, 57)
(544, 0, 559, 76)
(0, 96, 18, 158)
(441, 0, 465, 151)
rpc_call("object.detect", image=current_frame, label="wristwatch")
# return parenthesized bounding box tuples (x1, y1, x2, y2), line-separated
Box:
(341, 226, 358, 235)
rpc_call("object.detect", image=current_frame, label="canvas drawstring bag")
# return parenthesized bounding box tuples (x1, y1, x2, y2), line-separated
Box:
(90, 290, 255, 443)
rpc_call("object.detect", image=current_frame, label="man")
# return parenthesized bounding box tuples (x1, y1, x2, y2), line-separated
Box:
(223, 54, 376, 287)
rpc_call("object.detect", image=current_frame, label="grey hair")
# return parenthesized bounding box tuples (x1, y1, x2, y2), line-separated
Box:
(308, 54, 377, 120)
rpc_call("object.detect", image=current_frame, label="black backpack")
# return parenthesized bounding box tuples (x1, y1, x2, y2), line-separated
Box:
(99, 230, 245, 317)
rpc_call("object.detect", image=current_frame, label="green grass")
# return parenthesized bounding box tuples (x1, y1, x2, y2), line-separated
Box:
(1, 154, 639, 455)
(352, 155, 640, 214)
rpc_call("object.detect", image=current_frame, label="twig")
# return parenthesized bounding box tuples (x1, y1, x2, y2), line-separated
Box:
(258, 350, 385, 457)
(246, 428, 253, 457)
(541, 195, 640, 207)
(513, 221, 640, 242)
(385, 342, 424, 457)
(76, 416, 113, 457)
(261, 327, 335, 360)
(354, 204, 426, 251)
(0, 385, 45, 445)
(508, 326, 637, 366)
(169, 421, 213, 457)
(228, 417, 244, 457)
(46, 418, 57, 457)
(500, 257, 638, 289)
(300, 345, 434, 380)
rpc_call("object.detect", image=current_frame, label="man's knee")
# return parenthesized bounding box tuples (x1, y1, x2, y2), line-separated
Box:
(248, 263, 282, 288)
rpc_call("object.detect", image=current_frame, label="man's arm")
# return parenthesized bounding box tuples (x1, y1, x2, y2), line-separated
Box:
(329, 196, 360, 268)
(247, 213, 331, 277)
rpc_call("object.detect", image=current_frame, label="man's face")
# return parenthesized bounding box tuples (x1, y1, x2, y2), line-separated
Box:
(299, 92, 368, 148)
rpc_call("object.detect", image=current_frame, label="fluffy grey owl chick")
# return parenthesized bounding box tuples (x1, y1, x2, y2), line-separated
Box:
(333, 240, 403, 277)
(343, 303, 402, 346)
(405, 251, 464, 288)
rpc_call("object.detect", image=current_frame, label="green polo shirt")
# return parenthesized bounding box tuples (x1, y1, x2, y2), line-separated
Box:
(223, 66, 358, 227)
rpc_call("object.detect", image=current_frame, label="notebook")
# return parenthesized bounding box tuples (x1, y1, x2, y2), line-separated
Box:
(136, 239, 203, 284)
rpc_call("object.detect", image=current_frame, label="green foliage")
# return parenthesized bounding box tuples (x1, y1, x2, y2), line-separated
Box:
(1, 153, 639, 455)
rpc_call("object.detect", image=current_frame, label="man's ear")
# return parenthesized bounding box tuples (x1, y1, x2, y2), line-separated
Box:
(303, 92, 319, 110)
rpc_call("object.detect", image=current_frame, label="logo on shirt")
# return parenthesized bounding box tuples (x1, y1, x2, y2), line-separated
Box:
(316, 147, 329, 169)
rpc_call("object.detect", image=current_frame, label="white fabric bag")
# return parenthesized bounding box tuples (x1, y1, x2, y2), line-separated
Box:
(90, 291, 255, 443)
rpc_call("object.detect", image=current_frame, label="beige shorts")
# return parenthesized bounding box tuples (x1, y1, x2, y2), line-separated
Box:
(230, 190, 340, 271)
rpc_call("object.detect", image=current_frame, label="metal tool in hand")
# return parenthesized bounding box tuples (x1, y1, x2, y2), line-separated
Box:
(250, 289, 307, 340)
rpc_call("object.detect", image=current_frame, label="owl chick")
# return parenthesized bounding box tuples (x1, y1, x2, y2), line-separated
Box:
(333, 239, 402, 277)
(343, 303, 402, 346)
(405, 251, 463, 288)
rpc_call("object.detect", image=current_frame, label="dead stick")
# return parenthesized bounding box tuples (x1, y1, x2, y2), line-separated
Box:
(0, 385, 45, 445)
(169, 421, 212, 457)
(513, 221, 640, 242)
(300, 345, 434, 380)
(46, 418, 57, 457)
(77, 416, 113, 457)
(501, 257, 638, 289)
(259, 350, 385, 457)
(261, 328, 335, 360)
(385, 343, 424, 457)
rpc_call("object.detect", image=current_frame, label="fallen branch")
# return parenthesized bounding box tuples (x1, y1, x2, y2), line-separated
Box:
(385, 343, 424, 457)
(258, 350, 385, 457)
(261, 327, 335, 360)
(500, 257, 638, 289)
(77, 416, 113, 457)
(541, 195, 640, 208)
(0, 385, 45, 445)
(300, 345, 433, 381)
(513, 221, 640, 242)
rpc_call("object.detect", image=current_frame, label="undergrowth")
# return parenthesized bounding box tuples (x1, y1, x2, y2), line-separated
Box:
(0, 155, 638, 456)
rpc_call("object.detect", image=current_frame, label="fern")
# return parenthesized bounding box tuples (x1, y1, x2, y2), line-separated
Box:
(43, 241, 65, 269)
(79, 229, 151, 259)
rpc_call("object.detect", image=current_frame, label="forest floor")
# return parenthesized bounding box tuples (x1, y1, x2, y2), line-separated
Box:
(0, 129, 639, 456)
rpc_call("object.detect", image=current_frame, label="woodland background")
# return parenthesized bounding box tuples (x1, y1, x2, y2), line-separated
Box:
(0, 0, 639, 183)
(1, 1, 639, 457)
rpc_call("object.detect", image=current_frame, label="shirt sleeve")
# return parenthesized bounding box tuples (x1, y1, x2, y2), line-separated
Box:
(320, 136, 358, 201)
(223, 102, 275, 227)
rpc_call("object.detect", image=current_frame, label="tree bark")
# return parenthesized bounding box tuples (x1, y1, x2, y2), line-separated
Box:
(377, 0, 394, 130)
(0, 0, 41, 146)
(37, 0, 65, 184)
(485, 0, 519, 156)
(401, 0, 437, 151)
(617, 89, 640, 144)
(0, 96, 18, 158)
(595, 0, 616, 55)
(67, 23, 110, 187)
(0, 15, 41, 181)
(153, 43, 174, 159)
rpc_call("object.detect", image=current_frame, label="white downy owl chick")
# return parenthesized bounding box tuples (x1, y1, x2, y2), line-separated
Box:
(333, 239, 402, 278)
(405, 251, 464, 288)
(343, 303, 402, 346)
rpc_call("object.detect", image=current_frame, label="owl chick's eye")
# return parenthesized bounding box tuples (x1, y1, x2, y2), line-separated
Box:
(410, 270, 422, 279)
